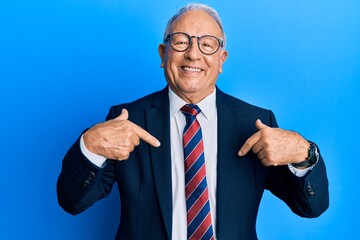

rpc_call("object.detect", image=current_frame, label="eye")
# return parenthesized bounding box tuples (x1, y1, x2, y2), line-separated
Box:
(174, 40, 189, 46)
(201, 40, 215, 49)
(201, 43, 212, 48)
(171, 33, 190, 48)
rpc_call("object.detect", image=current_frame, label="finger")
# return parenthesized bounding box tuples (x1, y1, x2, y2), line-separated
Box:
(130, 134, 141, 147)
(255, 119, 269, 130)
(251, 141, 264, 154)
(132, 124, 161, 147)
(116, 108, 129, 121)
(260, 158, 271, 167)
(238, 131, 261, 156)
(256, 148, 267, 161)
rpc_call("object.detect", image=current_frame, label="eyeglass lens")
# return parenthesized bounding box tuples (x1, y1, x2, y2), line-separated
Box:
(170, 33, 220, 55)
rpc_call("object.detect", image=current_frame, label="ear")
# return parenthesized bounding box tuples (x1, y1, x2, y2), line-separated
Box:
(218, 50, 228, 74)
(158, 44, 166, 68)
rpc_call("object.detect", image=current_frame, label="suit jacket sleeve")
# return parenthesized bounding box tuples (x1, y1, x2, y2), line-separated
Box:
(57, 107, 119, 215)
(265, 110, 329, 218)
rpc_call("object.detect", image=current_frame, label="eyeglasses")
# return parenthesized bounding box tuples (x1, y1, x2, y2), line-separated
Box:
(164, 32, 224, 55)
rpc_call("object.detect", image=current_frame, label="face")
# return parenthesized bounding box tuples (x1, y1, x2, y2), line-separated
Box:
(158, 10, 228, 103)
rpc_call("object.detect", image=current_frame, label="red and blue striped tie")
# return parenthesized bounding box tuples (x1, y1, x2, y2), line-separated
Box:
(181, 104, 214, 240)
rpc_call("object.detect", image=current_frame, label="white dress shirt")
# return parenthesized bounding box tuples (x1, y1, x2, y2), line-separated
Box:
(168, 87, 218, 240)
(79, 87, 310, 239)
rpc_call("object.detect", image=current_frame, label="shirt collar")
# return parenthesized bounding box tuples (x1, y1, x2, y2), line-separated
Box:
(168, 86, 216, 120)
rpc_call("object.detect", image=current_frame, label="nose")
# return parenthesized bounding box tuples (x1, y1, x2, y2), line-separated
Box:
(184, 37, 202, 60)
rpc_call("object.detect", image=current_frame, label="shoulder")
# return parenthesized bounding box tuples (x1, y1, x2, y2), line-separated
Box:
(216, 87, 270, 113)
(216, 87, 278, 127)
(106, 87, 168, 120)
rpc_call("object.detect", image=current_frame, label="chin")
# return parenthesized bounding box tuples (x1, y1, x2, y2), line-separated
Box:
(181, 81, 205, 91)
(182, 86, 203, 94)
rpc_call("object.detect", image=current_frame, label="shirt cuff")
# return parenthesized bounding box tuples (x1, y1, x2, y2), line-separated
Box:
(287, 164, 311, 177)
(80, 134, 107, 168)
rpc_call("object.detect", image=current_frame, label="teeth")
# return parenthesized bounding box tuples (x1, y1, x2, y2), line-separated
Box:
(183, 66, 201, 72)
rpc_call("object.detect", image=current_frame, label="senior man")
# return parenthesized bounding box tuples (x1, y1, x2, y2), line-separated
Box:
(57, 3, 329, 239)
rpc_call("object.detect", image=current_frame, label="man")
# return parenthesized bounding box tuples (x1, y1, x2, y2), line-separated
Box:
(57, 3, 329, 239)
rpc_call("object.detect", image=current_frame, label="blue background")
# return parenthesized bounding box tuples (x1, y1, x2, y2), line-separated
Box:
(1, 0, 359, 239)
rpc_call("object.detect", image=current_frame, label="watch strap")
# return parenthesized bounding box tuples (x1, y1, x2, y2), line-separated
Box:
(291, 142, 319, 168)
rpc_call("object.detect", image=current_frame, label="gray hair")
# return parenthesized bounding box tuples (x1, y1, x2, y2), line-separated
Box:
(163, 3, 226, 47)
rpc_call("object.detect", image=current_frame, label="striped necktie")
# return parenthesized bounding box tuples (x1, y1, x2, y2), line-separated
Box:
(181, 104, 214, 240)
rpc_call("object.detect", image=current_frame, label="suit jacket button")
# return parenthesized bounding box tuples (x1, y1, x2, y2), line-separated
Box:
(88, 172, 95, 180)
(306, 183, 315, 196)
(82, 180, 91, 189)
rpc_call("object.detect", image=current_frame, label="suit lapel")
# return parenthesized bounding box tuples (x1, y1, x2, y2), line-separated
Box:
(145, 88, 173, 239)
(215, 89, 251, 237)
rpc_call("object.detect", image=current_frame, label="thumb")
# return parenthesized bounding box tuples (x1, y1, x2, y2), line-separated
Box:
(116, 108, 129, 121)
(255, 119, 269, 130)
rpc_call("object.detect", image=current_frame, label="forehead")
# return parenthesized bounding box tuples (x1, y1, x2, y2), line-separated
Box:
(169, 10, 222, 37)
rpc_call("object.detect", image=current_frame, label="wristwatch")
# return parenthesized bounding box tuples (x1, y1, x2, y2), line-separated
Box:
(291, 142, 319, 168)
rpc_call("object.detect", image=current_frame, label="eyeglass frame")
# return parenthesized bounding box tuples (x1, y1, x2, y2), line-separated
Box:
(164, 32, 224, 55)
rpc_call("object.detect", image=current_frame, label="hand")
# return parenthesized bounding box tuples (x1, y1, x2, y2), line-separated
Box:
(83, 109, 160, 161)
(238, 119, 309, 166)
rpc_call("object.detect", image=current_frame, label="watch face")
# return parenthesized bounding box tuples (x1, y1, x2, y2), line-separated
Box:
(310, 143, 319, 164)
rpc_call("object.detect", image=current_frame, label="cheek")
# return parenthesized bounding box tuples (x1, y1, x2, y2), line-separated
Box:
(206, 58, 222, 74)
(166, 55, 180, 73)
(163, 59, 178, 81)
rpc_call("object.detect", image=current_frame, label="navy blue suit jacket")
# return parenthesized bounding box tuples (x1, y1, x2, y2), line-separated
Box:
(57, 87, 329, 239)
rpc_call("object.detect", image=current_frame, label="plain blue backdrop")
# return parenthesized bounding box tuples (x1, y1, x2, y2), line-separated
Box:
(1, 0, 359, 239)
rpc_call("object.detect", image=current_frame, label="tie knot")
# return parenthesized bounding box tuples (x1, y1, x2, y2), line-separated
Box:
(181, 104, 201, 117)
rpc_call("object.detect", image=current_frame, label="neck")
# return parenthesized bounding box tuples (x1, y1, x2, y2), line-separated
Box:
(170, 87, 215, 104)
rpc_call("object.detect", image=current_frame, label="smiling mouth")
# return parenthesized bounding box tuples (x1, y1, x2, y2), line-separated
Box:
(181, 66, 202, 72)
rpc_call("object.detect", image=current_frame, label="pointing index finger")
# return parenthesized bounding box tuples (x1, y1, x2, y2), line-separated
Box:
(238, 131, 261, 156)
(132, 124, 161, 147)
